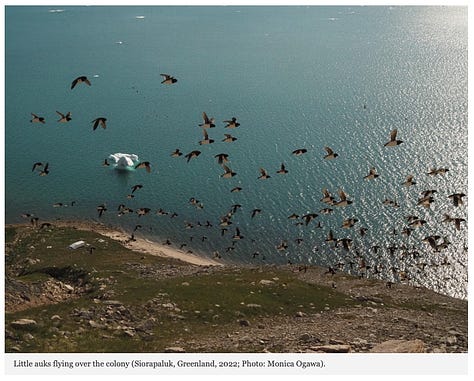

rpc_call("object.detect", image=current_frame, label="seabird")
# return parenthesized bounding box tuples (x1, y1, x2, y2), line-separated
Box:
(384, 129, 403, 147)
(199, 129, 214, 145)
(215, 153, 229, 165)
(277, 240, 288, 250)
(39, 162, 50, 176)
(102, 158, 110, 166)
(185, 150, 201, 162)
(135, 161, 151, 172)
(222, 134, 237, 143)
(71, 76, 91, 89)
(97, 204, 107, 217)
(302, 213, 318, 225)
(258, 167, 271, 179)
(402, 175, 416, 187)
(251, 208, 262, 218)
(417, 196, 434, 208)
(364, 167, 379, 180)
(221, 165, 236, 178)
(233, 227, 244, 240)
(171, 149, 183, 157)
(91, 117, 107, 130)
(321, 188, 335, 204)
(276, 163, 288, 174)
(199, 112, 215, 128)
(448, 193, 466, 207)
(324, 146, 338, 160)
(320, 208, 333, 214)
(224, 117, 240, 128)
(131, 184, 143, 193)
(136, 207, 151, 217)
(160, 73, 177, 84)
(288, 213, 299, 220)
(32, 162, 44, 172)
(335, 189, 352, 207)
(30, 113, 45, 124)
(231, 186, 242, 193)
(292, 148, 307, 156)
(408, 219, 426, 228)
(341, 218, 358, 228)
(56, 111, 72, 123)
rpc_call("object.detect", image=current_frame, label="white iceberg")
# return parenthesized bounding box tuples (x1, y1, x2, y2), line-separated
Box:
(108, 153, 140, 170)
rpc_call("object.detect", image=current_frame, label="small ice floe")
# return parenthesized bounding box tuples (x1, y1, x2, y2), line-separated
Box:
(135, 15, 145, 19)
(115, 41, 124, 45)
(108, 153, 140, 170)
(325, 17, 339, 21)
(93, 74, 100, 78)
(49, 9, 65, 13)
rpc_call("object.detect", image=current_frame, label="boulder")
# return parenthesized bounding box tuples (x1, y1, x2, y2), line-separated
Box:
(11, 319, 37, 330)
(310, 344, 351, 353)
(370, 339, 425, 353)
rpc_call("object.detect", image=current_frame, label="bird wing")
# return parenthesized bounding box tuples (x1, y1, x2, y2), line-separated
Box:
(338, 189, 347, 200)
(202, 112, 209, 123)
(71, 78, 79, 89)
(390, 129, 398, 141)
(324, 146, 334, 155)
(56, 111, 65, 118)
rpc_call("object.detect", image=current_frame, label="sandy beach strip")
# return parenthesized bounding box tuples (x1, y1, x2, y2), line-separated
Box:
(7, 220, 224, 267)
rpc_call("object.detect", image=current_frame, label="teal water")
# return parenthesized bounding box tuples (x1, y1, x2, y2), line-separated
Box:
(5, 6, 468, 298)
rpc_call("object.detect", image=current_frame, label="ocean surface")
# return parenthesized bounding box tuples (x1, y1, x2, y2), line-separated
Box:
(4, 6, 468, 299)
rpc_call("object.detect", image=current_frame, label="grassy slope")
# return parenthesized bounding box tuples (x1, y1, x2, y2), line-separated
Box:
(5, 225, 354, 353)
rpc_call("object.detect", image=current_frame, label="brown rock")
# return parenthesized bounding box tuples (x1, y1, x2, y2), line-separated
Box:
(370, 339, 425, 353)
(310, 344, 351, 353)
(11, 319, 37, 329)
(164, 346, 185, 353)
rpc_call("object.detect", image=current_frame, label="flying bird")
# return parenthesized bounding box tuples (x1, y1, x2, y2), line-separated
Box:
(56, 111, 72, 123)
(276, 163, 288, 174)
(448, 193, 466, 207)
(222, 134, 237, 143)
(91, 117, 107, 130)
(199, 112, 215, 128)
(323, 146, 338, 160)
(215, 153, 229, 165)
(402, 175, 416, 187)
(224, 117, 240, 128)
(39, 162, 50, 176)
(160, 73, 177, 84)
(135, 161, 151, 172)
(131, 184, 143, 193)
(335, 189, 353, 207)
(71, 76, 91, 89)
(258, 167, 271, 179)
(251, 209, 262, 218)
(364, 167, 379, 180)
(221, 165, 236, 178)
(231, 186, 242, 193)
(171, 149, 183, 157)
(292, 148, 307, 156)
(384, 129, 403, 147)
(199, 129, 214, 145)
(30, 113, 45, 124)
(185, 150, 201, 162)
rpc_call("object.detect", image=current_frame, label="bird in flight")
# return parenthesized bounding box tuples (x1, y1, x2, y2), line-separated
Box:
(135, 161, 151, 173)
(222, 134, 237, 143)
(171, 149, 183, 157)
(160, 73, 177, 84)
(292, 148, 307, 156)
(92, 117, 107, 130)
(221, 165, 237, 178)
(276, 163, 288, 174)
(56, 111, 72, 123)
(364, 167, 379, 180)
(323, 146, 338, 160)
(199, 112, 215, 128)
(258, 167, 271, 179)
(224, 117, 240, 129)
(71, 76, 91, 89)
(185, 150, 201, 162)
(199, 129, 214, 145)
(30, 113, 45, 124)
(384, 129, 403, 147)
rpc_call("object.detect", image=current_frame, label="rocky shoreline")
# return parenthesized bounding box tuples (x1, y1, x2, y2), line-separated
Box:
(4, 223, 468, 353)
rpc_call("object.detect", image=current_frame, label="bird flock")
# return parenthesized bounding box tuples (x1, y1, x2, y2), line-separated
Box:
(24, 69, 467, 296)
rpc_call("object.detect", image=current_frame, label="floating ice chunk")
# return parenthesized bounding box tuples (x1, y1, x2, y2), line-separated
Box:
(49, 9, 65, 13)
(93, 74, 100, 78)
(108, 153, 140, 170)
(115, 41, 124, 44)
(135, 15, 145, 19)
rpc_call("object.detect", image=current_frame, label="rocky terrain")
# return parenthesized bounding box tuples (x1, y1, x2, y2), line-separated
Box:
(4, 223, 467, 353)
